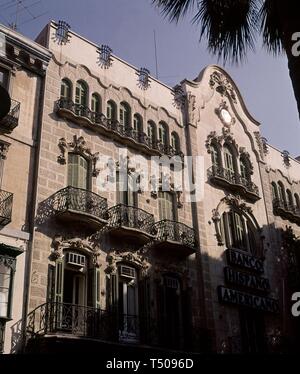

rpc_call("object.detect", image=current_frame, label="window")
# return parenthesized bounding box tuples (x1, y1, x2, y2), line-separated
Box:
(68, 153, 89, 190)
(286, 189, 293, 207)
(158, 191, 175, 221)
(171, 132, 180, 153)
(224, 145, 235, 180)
(116, 171, 137, 206)
(271, 182, 278, 200)
(75, 80, 88, 106)
(0, 67, 9, 89)
(211, 144, 221, 167)
(240, 158, 249, 181)
(221, 211, 256, 252)
(91, 93, 101, 113)
(133, 114, 143, 140)
(295, 193, 300, 209)
(278, 182, 286, 204)
(60, 79, 72, 100)
(158, 122, 168, 148)
(120, 102, 131, 129)
(107, 100, 117, 121)
(0, 262, 11, 318)
(147, 121, 156, 148)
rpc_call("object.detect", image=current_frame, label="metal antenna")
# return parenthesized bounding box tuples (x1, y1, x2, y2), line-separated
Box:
(153, 29, 159, 80)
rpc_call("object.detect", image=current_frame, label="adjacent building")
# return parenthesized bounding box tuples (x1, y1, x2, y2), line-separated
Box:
(0, 20, 299, 353)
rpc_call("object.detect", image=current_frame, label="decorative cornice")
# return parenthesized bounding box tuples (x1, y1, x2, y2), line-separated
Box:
(254, 132, 268, 160)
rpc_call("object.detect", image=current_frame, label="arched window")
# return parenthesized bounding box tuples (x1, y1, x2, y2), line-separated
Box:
(221, 210, 258, 253)
(240, 157, 251, 182)
(68, 153, 89, 190)
(75, 80, 88, 106)
(211, 143, 221, 168)
(158, 121, 168, 149)
(60, 79, 72, 100)
(119, 101, 131, 129)
(278, 182, 286, 204)
(116, 170, 138, 207)
(147, 121, 156, 148)
(91, 93, 101, 113)
(223, 145, 235, 180)
(171, 132, 180, 153)
(294, 193, 300, 209)
(133, 114, 143, 141)
(271, 182, 278, 200)
(286, 189, 293, 207)
(158, 191, 176, 221)
(107, 100, 117, 121)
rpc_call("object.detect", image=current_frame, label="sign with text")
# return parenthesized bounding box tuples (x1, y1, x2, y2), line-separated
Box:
(226, 249, 264, 273)
(224, 267, 270, 293)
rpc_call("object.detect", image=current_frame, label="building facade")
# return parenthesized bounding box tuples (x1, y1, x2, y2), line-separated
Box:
(0, 20, 299, 354)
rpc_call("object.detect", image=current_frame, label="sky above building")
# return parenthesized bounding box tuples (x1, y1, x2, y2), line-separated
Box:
(1, 0, 299, 157)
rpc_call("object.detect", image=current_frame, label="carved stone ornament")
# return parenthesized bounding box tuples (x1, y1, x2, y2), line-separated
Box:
(239, 147, 254, 175)
(57, 135, 100, 176)
(209, 71, 237, 103)
(205, 128, 238, 154)
(281, 150, 291, 168)
(106, 249, 150, 276)
(0, 254, 16, 272)
(215, 100, 236, 127)
(254, 132, 268, 159)
(0, 140, 10, 160)
(50, 236, 102, 267)
(172, 85, 186, 109)
(187, 92, 196, 124)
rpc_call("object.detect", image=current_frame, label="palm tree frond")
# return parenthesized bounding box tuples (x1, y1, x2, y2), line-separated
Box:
(194, 0, 260, 64)
(259, 0, 283, 56)
(151, 0, 196, 22)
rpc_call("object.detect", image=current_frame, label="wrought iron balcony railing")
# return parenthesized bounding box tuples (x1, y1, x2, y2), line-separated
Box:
(0, 99, 20, 133)
(0, 189, 13, 226)
(208, 165, 260, 199)
(56, 99, 183, 157)
(107, 204, 155, 235)
(273, 198, 300, 222)
(36, 186, 108, 225)
(151, 219, 196, 249)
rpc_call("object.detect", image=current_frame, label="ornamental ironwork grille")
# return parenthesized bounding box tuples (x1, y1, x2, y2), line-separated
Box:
(137, 68, 150, 90)
(98, 45, 113, 68)
(55, 21, 71, 45)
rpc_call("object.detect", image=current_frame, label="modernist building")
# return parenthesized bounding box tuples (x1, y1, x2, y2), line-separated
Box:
(0, 20, 299, 354)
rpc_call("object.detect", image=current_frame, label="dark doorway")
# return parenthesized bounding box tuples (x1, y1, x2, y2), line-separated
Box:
(239, 308, 266, 353)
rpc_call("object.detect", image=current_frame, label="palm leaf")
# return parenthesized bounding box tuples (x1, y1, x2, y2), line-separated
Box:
(152, 0, 197, 22)
(260, 0, 283, 55)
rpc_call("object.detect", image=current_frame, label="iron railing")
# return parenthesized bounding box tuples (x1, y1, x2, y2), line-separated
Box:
(26, 302, 141, 345)
(151, 219, 196, 248)
(36, 186, 108, 224)
(273, 198, 300, 221)
(0, 99, 20, 133)
(0, 189, 13, 226)
(107, 204, 154, 235)
(56, 98, 182, 157)
(208, 165, 260, 197)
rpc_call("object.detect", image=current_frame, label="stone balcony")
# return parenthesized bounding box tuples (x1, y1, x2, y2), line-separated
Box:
(0, 189, 13, 226)
(207, 165, 260, 202)
(273, 198, 300, 224)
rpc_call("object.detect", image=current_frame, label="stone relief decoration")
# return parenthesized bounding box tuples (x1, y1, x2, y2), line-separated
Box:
(254, 132, 268, 159)
(281, 150, 291, 168)
(172, 85, 186, 109)
(152, 262, 191, 287)
(50, 236, 102, 267)
(53, 20, 71, 45)
(137, 67, 151, 90)
(239, 147, 254, 175)
(57, 135, 100, 176)
(205, 128, 239, 154)
(209, 71, 237, 104)
(212, 194, 254, 246)
(105, 249, 150, 276)
(187, 92, 196, 124)
(215, 100, 236, 127)
(0, 140, 10, 160)
(97, 44, 113, 69)
(0, 254, 16, 271)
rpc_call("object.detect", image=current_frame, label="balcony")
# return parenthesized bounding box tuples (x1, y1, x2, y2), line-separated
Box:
(36, 186, 108, 230)
(150, 220, 196, 257)
(106, 204, 154, 243)
(55, 99, 183, 158)
(0, 190, 13, 226)
(0, 99, 20, 134)
(207, 165, 260, 201)
(273, 198, 300, 224)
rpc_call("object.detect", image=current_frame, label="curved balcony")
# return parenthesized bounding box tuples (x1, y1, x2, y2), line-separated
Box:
(0, 189, 13, 226)
(36, 186, 108, 230)
(151, 220, 196, 256)
(55, 99, 183, 158)
(207, 165, 260, 201)
(0, 99, 20, 134)
(106, 204, 154, 243)
(273, 198, 300, 224)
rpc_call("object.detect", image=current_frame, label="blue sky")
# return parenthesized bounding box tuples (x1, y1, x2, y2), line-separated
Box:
(1, 0, 299, 156)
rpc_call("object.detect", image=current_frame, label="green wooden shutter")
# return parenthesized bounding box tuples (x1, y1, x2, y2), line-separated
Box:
(54, 259, 64, 303)
(47, 264, 55, 303)
(88, 268, 101, 308)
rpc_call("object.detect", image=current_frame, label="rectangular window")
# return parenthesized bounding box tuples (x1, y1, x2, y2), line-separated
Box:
(0, 66, 9, 89)
(158, 191, 175, 221)
(68, 153, 89, 190)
